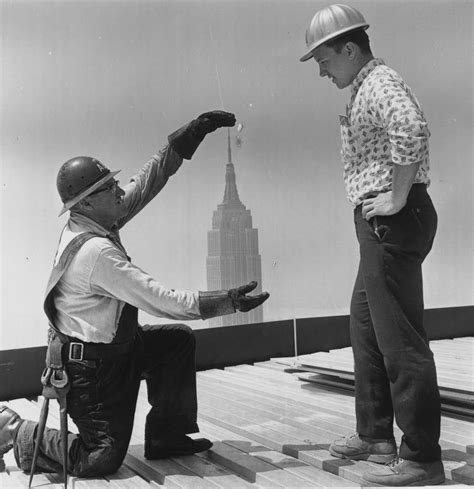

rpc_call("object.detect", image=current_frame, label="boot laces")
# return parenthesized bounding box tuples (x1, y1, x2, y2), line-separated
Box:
(387, 457, 404, 469)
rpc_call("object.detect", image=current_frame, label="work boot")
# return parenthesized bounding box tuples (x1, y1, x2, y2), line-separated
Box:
(144, 434, 213, 459)
(0, 406, 23, 472)
(329, 433, 397, 464)
(362, 457, 445, 486)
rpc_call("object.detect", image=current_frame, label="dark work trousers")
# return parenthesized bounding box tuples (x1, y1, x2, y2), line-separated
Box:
(14, 320, 198, 477)
(351, 183, 441, 462)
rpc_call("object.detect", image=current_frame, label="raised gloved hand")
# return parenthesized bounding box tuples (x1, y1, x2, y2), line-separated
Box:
(193, 111, 236, 137)
(168, 110, 236, 160)
(199, 281, 270, 319)
(228, 281, 270, 312)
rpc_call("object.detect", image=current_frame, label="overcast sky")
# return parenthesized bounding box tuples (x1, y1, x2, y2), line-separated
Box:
(1, 0, 472, 349)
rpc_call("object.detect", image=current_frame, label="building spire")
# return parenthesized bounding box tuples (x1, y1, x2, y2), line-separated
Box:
(222, 129, 242, 205)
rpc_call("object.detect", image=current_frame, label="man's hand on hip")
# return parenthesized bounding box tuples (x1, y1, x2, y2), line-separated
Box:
(362, 191, 406, 220)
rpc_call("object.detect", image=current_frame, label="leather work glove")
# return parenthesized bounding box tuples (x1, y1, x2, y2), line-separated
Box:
(168, 110, 236, 160)
(199, 281, 270, 320)
(228, 281, 270, 312)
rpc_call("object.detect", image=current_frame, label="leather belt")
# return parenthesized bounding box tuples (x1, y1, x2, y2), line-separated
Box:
(65, 337, 135, 361)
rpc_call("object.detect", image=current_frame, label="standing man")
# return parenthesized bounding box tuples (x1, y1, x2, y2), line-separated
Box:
(300, 5, 443, 486)
(0, 110, 269, 478)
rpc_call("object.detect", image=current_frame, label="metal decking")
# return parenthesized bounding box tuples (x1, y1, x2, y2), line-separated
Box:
(1, 338, 473, 488)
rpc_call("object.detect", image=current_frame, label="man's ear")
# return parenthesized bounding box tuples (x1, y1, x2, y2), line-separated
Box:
(75, 198, 94, 211)
(343, 42, 357, 59)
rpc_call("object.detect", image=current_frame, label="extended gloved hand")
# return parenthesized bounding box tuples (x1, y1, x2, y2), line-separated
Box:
(198, 281, 270, 319)
(228, 281, 270, 312)
(168, 110, 236, 160)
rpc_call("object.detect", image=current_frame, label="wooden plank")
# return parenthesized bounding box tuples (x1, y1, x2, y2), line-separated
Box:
(248, 449, 359, 488)
(127, 444, 218, 489)
(225, 365, 474, 450)
(293, 356, 474, 392)
(198, 397, 376, 486)
(294, 370, 474, 424)
(294, 449, 384, 486)
(258, 359, 474, 415)
(218, 366, 356, 409)
(198, 373, 354, 434)
(197, 402, 304, 453)
(442, 449, 474, 483)
(198, 371, 350, 423)
(283, 338, 474, 394)
(132, 397, 262, 488)
(198, 418, 356, 487)
(106, 465, 152, 488)
(199, 369, 356, 418)
(8, 468, 66, 489)
(293, 356, 474, 389)
(170, 454, 258, 489)
(199, 370, 364, 436)
(198, 418, 283, 454)
(198, 369, 468, 484)
(4, 339, 472, 489)
(207, 441, 312, 488)
(197, 378, 355, 443)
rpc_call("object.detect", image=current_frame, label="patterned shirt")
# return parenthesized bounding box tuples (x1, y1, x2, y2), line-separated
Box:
(340, 58, 430, 206)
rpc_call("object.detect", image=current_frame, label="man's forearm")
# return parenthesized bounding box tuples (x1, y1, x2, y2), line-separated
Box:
(116, 146, 183, 228)
(391, 162, 420, 208)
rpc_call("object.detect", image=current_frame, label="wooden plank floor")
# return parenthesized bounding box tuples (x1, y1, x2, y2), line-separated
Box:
(1, 338, 473, 488)
(285, 338, 474, 393)
(274, 337, 474, 417)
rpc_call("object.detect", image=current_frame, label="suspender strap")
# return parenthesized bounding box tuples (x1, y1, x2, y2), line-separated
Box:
(31, 232, 103, 489)
(44, 232, 100, 334)
(41, 232, 101, 396)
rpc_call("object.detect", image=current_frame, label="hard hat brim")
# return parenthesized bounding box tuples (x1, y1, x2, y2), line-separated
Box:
(299, 23, 369, 62)
(58, 169, 121, 217)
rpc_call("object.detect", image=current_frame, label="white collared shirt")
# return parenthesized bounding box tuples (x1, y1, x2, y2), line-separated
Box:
(52, 145, 201, 343)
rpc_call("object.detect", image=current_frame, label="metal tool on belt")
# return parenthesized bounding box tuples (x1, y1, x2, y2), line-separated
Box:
(29, 332, 70, 489)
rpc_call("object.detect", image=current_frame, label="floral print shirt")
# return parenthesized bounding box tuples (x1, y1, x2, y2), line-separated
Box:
(340, 58, 430, 206)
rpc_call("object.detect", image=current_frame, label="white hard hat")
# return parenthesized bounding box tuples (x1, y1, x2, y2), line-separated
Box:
(300, 4, 369, 62)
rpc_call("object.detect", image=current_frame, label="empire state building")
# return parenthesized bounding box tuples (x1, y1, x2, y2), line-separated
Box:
(206, 130, 263, 327)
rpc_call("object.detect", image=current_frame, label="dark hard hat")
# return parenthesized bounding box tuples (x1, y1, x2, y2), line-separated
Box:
(56, 156, 121, 216)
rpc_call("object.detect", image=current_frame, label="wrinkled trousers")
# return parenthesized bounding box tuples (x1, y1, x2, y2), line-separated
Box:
(14, 323, 198, 477)
(351, 184, 441, 462)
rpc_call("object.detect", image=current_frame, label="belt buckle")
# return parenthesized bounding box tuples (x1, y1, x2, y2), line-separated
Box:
(69, 342, 84, 361)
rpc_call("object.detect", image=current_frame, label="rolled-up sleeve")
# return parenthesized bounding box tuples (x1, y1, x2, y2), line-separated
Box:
(90, 245, 202, 320)
(370, 74, 430, 166)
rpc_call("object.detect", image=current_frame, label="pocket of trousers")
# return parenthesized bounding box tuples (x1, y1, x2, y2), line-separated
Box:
(372, 216, 391, 242)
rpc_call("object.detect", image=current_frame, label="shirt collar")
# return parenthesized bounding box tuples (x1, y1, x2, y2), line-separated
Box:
(349, 57, 385, 108)
(68, 212, 109, 237)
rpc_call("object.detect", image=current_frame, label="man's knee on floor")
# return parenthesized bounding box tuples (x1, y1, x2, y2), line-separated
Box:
(73, 445, 125, 477)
